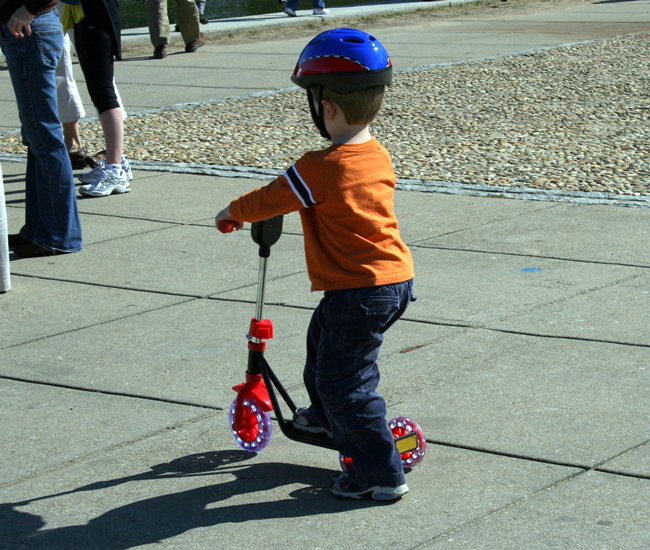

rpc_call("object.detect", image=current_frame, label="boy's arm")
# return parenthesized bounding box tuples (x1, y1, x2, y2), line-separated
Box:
(215, 174, 306, 231)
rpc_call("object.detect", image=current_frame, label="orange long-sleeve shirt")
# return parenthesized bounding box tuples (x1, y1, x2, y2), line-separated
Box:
(229, 138, 414, 291)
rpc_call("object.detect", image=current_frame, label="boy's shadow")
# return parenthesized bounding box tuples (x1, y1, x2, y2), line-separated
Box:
(1, 450, 362, 549)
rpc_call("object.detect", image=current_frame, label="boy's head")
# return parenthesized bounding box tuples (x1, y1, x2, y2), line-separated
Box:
(291, 28, 392, 139)
(312, 85, 385, 126)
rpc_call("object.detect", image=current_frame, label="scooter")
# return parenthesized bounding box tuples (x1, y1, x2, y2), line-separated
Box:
(218, 215, 426, 470)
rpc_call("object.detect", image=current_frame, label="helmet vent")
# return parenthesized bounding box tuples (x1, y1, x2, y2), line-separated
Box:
(343, 37, 364, 43)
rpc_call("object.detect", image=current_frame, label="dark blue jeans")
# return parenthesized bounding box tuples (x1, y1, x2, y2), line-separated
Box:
(304, 279, 414, 487)
(0, 10, 82, 253)
(286, 0, 325, 11)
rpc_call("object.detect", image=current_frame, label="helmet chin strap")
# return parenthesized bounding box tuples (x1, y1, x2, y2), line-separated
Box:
(307, 87, 331, 141)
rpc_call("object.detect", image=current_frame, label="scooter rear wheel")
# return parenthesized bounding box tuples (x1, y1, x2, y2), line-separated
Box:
(389, 416, 426, 468)
(338, 416, 427, 471)
(229, 397, 272, 452)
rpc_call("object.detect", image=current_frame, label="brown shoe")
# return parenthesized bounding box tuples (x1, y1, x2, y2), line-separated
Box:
(13, 243, 58, 258)
(88, 150, 107, 168)
(69, 149, 91, 170)
(8, 233, 30, 247)
(153, 45, 167, 59)
(185, 33, 206, 53)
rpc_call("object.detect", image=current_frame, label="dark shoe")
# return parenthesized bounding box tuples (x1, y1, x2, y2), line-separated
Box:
(13, 243, 58, 258)
(69, 149, 91, 170)
(185, 33, 206, 53)
(292, 407, 332, 437)
(153, 45, 167, 59)
(8, 233, 30, 247)
(329, 472, 409, 501)
(88, 150, 106, 168)
(200, 16, 209, 24)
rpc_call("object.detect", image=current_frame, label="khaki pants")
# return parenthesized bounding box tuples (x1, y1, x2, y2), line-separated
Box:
(148, 0, 200, 47)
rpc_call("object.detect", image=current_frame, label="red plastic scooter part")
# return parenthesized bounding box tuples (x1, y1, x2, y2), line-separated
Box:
(231, 372, 273, 432)
(218, 220, 238, 233)
(249, 318, 273, 340)
(248, 341, 266, 352)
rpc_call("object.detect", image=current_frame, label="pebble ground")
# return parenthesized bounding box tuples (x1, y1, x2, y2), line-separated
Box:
(1, 30, 648, 200)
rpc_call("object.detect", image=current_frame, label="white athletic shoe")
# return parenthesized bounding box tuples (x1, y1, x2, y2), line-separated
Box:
(284, 7, 297, 16)
(79, 166, 131, 197)
(312, 7, 329, 15)
(121, 157, 134, 182)
(77, 161, 106, 185)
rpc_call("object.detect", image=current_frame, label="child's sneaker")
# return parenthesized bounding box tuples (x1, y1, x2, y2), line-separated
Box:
(79, 165, 131, 197)
(312, 7, 329, 15)
(121, 156, 133, 182)
(77, 161, 106, 184)
(330, 472, 408, 501)
(292, 407, 332, 437)
(284, 7, 297, 16)
(79, 157, 132, 186)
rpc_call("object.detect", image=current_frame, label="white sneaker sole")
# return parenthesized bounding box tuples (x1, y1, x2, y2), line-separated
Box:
(80, 184, 131, 197)
(330, 483, 409, 501)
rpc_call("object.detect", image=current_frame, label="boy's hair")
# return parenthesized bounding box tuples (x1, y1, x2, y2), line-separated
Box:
(314, 85, 385, 126)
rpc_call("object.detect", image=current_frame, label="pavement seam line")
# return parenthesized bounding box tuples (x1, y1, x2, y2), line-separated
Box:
(410, 438, 650, 548)
(482, 269, 647, 320)
(406, 203, 564, 247)
(409, 467, 587, 549)
(589, 436, 650, 480)
(0, 292, 199, 351)
(0, 374, 224, 411)
(411, 243, 650, 270)
(3, 273, 645, 352)
(483, 326, 650, 349)
(0, 410, 221, 491)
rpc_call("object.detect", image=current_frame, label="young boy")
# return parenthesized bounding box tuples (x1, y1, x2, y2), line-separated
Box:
(215, 28, 415, 501)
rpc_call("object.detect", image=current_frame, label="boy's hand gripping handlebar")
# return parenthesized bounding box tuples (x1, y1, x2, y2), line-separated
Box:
(218, 220, 239, 233)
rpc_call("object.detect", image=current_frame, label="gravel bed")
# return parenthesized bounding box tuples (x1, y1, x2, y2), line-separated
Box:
(1, 32, 648, 201)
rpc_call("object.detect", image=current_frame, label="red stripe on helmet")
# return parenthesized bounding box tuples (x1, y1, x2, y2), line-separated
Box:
(295, 56, 368, 77)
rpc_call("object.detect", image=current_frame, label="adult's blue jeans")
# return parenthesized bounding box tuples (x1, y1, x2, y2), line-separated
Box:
(0, 9, 82, 253)
(304, 279, 414, 487)
(286, 0, 325, 13)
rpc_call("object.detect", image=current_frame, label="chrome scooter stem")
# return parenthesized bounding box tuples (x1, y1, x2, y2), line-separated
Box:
(252, 256, 269, 345)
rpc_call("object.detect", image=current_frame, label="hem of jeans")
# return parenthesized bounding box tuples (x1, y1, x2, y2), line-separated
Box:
(30, 238, 82, 254)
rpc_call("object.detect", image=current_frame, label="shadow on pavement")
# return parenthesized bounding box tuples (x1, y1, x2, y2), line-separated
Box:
(1, 450, 362, 549)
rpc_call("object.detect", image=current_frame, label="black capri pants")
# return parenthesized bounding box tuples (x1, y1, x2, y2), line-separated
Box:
(73, 2, 120, 114)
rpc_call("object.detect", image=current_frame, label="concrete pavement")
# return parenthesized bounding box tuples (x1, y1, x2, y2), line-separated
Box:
(1, 0, 650, 548)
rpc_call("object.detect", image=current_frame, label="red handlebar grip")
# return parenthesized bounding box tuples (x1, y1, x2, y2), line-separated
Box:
(218, 220, 238, 233)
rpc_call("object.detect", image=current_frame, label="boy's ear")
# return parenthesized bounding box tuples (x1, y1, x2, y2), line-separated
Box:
(321, 98, 338, 121)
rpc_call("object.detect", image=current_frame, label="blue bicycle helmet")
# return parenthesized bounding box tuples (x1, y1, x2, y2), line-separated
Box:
(291, 28, 393, 139)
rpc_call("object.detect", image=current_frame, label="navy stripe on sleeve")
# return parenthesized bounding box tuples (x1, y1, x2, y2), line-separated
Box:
(285, 164, 316, 208)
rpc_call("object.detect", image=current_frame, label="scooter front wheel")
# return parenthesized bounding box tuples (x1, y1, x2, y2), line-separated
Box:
(229, 397, 272, 452)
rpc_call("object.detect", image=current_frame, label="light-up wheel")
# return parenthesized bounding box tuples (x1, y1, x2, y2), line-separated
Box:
(338, 417, 426, 471)
(389, 417, 426, 468)
(339, 454, 352, 471)
(229, 397, 272, 452)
